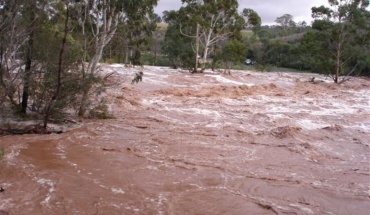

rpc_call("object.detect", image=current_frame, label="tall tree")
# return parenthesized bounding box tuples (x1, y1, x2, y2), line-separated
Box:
(126, 8, 157, 66)
(179, 0, 245, 72)
(162, 10, 194, 68)
(0, 0, 29, 107)
(219, 39, 246, 73)
(20, 0, 38, 114)
(242, 8, 261, 33)
(310, 0, 370, 83)
(43, 0, 71, 128)
(275, 14, 296, 32)
(77, 0, 158, 116)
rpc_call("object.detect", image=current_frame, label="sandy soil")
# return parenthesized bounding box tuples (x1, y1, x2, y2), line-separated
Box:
(0, 65, 369, 215)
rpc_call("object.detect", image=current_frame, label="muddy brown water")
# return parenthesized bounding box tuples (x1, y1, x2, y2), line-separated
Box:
(1, 65, 370, 214)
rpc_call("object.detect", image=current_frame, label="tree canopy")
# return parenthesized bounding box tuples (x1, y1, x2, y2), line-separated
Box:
(308, 0, 370, 82)
(0, 0, 158, 127)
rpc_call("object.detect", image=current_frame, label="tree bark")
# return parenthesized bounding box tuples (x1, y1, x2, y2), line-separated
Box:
(335, 31, 343, 83)
(78, 6, 120, 117)
(21, 7, 35, 114)
(334, 22, 344, 84)
(194, 23, 200, 73)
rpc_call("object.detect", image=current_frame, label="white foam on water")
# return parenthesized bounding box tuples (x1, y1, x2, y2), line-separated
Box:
(156, 193, 167, 215)
(205, 122, 225, 128)
(146, 165, 159, 170)
(109, 64, 124, 68)
(343, 122, 370, 133)
(296, 119, 330, 130)
(111, 188, 125, 194)
(37, 178, 55, 205)
(312, 141, 334, 151)
(222, 98, 251, 106)
(152, 114, 196, 127)
(142, 74, 169, 86)
(56, 143, 67, 160)
(289, 203, 314, 214)
(267, 113, 290, 120)
(0, 198, 15, 210)
(4, 144, 27, 165)
(162, 107, 221, 119)
(204, 74, 249, 85)
(141, 96, 168, 106)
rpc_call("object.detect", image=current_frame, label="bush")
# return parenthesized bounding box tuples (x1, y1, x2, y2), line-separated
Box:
(255, 64, 273, 72)
(88, 104, 115, 119)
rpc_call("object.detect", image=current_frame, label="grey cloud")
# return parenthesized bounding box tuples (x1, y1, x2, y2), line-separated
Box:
(154, 0, 329, 25)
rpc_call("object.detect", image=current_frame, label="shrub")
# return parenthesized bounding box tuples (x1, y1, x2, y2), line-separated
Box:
(88, 104, 115, 119)
(255, 64, 273, 72)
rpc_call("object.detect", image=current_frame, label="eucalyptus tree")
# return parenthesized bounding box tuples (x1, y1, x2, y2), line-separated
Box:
(0, 0, 30, 107)
(76, 0, 158, 116)
(0, 0, 161, 126)
(42, 0, 73, 127)
(1, 0, 84, 126)
(21, 0, 39, 114)
(242, 8, 261, 33)
(310, 0, 370, 83)
(0, 0, 57, 112)
(219, 39, 246, 72)
(179, 0, 245, 72)
(275, 14, 296, 34)
(150, 17, 166, 65)
(126, 9, 158, 66)
(162, 10, 194, 68)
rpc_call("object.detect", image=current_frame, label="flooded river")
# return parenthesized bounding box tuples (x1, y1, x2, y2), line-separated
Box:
(1, 65, 369, 214)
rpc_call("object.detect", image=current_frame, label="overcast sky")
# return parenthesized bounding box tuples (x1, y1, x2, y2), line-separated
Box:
(154, 0, 330, 25)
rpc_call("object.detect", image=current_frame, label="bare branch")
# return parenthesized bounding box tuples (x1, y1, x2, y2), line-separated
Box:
(179, 24, 197, 38)
(338, 63, 359, 84)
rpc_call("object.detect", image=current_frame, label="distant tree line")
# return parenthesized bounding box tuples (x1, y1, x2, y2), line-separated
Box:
(159, 0, 369, 81)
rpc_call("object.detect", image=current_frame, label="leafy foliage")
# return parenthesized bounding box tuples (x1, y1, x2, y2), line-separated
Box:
(219, 39, 246, 71)
(88, 103, 115, 119)
(0, 0, 158, 127)
(178, 0, 246, 71)
(162, 16, 195, 68)
(305, 0, 370, 82)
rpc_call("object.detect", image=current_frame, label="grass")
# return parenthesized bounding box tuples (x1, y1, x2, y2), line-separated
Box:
(228, 63, 312, 74)
(271, 67, 312, 73)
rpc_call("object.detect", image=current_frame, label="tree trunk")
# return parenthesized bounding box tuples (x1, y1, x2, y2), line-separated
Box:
(78, 32, 106, 117)
(335, 40, 342, 83)
(334, 23, 344, 84)
(125, 49, 129, 64)
(43, 4, 69, 128)
(201, 47, 209, 71)
(194, 23, 200, 73)
(201, 27, 214, 70)
(77, 85, 91, 117)
(21, 34, 33, 114)
(21, 10, 35, 114)
(77, 4, 121, 116)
